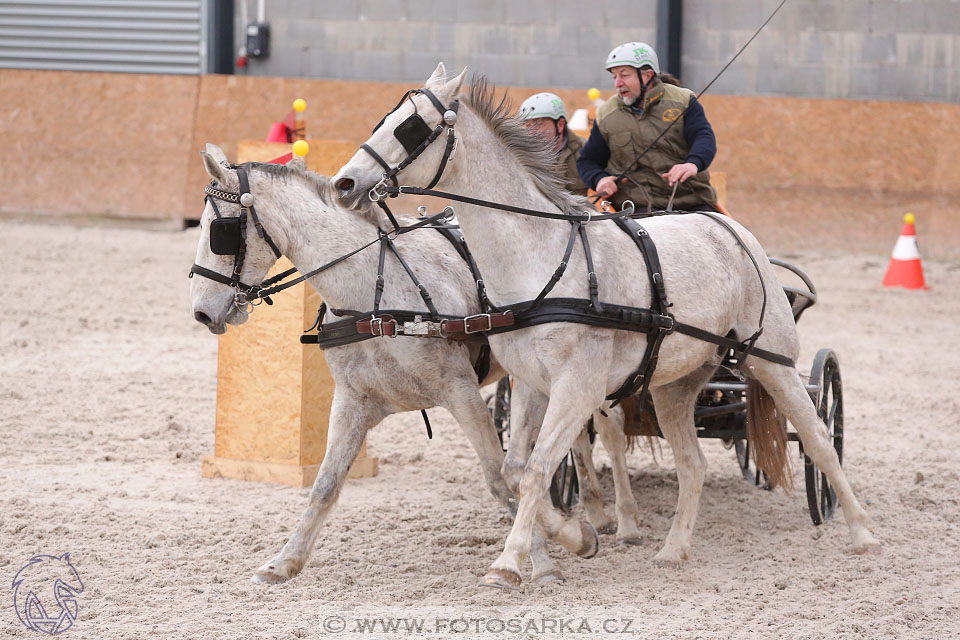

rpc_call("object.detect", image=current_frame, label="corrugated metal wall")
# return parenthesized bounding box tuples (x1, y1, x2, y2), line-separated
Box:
(0, 0, 203, 74)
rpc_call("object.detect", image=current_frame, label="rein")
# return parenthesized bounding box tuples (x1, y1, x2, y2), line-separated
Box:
(189, 164, 457, 311)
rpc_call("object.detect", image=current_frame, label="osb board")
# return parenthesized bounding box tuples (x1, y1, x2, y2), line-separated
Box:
(234, 141, 362, 469)
(235, 139, 357, 176)
(215, 257, 305, 464)
(4, 69, 959, 256)
(0, 69, 198, 219)
(698, 94, 960, 256)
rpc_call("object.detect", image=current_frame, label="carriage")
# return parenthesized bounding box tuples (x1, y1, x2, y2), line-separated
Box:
(491, 257, 844, 527)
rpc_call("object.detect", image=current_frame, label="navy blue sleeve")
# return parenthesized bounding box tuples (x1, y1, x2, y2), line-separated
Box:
(576, 123, 612, 190)
(682, 97, 716, 172)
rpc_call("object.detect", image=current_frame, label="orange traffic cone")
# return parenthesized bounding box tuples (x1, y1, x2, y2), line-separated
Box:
(882, 213, 928, 290)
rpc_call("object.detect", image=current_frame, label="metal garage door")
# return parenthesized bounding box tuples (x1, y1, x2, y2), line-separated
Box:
(0, 1, 204, 74)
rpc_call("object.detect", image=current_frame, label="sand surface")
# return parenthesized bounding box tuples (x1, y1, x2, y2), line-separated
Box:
(1, 218, 959, 639)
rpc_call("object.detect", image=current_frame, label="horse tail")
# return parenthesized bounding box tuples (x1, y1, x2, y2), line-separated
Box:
(746, 379, 793, 491)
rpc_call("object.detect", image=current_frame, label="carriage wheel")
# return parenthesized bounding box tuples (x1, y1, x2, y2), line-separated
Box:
(548, 451, 580, 512)
(734, 438, 769, 488)
(488, 376, 580, 511)
(804, 349, 844, 525)
(492, 376, 511, 449)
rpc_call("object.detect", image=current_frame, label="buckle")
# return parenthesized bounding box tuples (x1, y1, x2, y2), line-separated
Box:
(370, 317, 398, 337)
(463, 313, 492, 334)
(656, 313, 676, 334)
(403, 314, 431, 336)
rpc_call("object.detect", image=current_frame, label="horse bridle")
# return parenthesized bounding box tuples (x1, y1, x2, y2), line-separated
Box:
(362, 87, 460, 204)
(189, 165, 284, 308)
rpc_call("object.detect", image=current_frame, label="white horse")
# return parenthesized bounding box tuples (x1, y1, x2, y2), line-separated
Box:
(333, 63, 881, 589)
(190, 144, 642, 584)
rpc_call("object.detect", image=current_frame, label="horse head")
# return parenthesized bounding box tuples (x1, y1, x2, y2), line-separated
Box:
(334, 62, 467, 209)
(190, 143, 292, 334)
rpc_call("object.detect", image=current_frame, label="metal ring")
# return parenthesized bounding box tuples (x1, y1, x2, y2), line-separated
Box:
(368, 175, 389, 202)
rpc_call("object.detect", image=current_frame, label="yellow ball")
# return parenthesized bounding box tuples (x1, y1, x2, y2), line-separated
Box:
(587, 88, 600, 100)
(904, 212, 915, 225)
(292, 98, 307, 112)
(292, 140, 309, 156)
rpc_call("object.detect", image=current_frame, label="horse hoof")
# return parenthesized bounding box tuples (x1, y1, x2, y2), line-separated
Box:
(652, 556, 683, 569)
(576, 521, 600, 558)
(597, 522, 617, 536)
(617, 535, 643, 547)
(251, 559, 299, 584)
(652, 547, 687, 568)
(251, 568, 290, 585)
(480, 568, 522, 590)
(532, 569, 564, 584)
(854, 542, 883, 556)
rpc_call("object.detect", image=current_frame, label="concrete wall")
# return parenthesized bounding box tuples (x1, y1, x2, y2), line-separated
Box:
(682, 0, 960, 101)
(239, 0, 657, 90)
(236, 0, 960, 102)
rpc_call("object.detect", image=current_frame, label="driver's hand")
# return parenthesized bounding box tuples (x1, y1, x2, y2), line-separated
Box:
(661, 162, 699, 186)
(596, 175, 626, 197)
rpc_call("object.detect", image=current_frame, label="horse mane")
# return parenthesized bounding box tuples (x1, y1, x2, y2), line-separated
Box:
(462, 75, 592, 215)
(242, 160, 340, 207)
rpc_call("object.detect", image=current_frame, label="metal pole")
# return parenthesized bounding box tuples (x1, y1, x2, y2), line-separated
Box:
(207, 0, 235, 74)
(656, 0, 683, 78)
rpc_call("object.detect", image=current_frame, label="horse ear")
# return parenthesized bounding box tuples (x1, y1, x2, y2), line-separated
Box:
(288, 156, 306, 171)
(445, 66, 467, 97)
(201, 150, 229, 183)
(205, 143, 229, 165)
(425, 61, 447, 89)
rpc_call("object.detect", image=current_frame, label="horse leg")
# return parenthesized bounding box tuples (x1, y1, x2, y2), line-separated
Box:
(593, 404, 643, 544)
(747, 360, 881, 554)
(648, 365, 715, 567)
(252, 390, 385, 584)
(442, 381, 561, 584)
(570, 425, 616, 535)
(501, 381, 600, 565)
(483, 376, 602, 589)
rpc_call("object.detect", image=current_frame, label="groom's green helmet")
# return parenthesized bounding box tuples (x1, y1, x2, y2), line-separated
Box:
(517, 92, 567, 122)
(605, 42, 660, 74)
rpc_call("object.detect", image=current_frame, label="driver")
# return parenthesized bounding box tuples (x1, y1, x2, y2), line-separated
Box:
(576, 42, 720, 212)
(517, 92, 589, 196)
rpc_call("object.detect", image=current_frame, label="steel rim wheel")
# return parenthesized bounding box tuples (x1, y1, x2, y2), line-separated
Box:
(804, 349, 843, 525)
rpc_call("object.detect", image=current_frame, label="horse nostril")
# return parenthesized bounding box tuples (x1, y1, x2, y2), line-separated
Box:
(194, 311, 213, 326)
(335, 177, 355, 192)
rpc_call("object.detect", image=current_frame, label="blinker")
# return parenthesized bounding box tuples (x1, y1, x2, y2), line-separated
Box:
(394, 113, 434, 154)
(209, 217, 242, 255)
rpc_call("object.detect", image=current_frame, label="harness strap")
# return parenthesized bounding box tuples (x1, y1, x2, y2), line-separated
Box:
(385, 237, 441, 320)
(605, 217, 674, 404)
(361, 143, 397, 188)
(425, 127, 457, 190)
(529, 222, 580, 311)
(577, 223, 604, 313)
(189, 263, 261, 294)
(236, 166, 282, 259)
(373, 234, 389, 314)
(388, 185, 634, 222)
(672, 322, 793, 367)
(232, 209, 247, 288)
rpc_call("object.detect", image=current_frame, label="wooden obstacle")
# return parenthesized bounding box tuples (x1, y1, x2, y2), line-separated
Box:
(201, 139, 379, 487)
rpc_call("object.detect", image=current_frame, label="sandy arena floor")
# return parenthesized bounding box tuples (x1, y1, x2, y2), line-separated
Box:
(1, 218, 958, 639)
